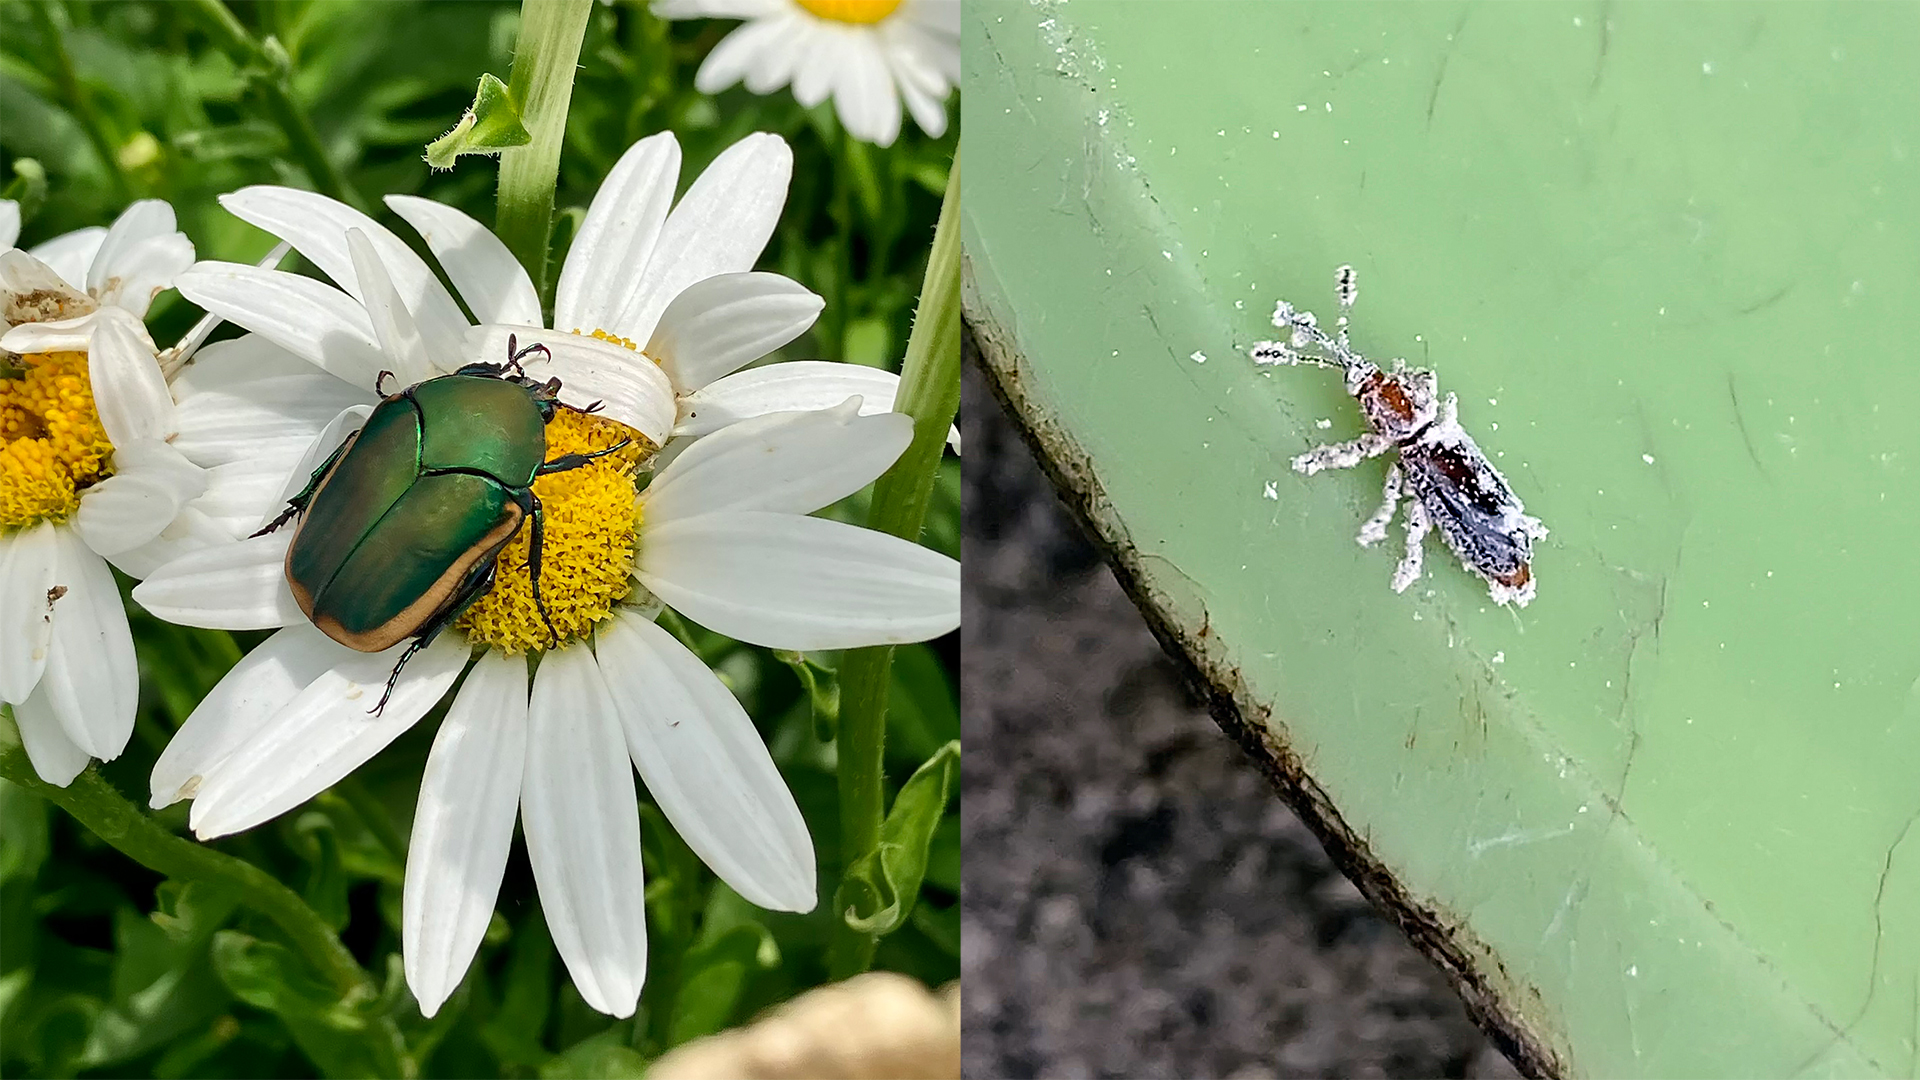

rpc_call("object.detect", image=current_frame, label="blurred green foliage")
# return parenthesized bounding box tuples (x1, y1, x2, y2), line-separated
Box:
(0, 1, 958, 1076)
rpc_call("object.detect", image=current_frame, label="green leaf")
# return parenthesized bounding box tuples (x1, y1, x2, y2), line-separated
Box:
(666, 922, 779, 1047)
(150, 879, 240, 944)
(0, 776, 50, 883)
(539, 1031, 649, 1080)
(424, 72, 530, 170)
(479, 913, 555, 1070)
(0, 158, 48, 223)
(289, 812, 349, 932)
(774, 651, 841, 743)
(208, 931, 407, 1079)
(833, 741, 959, 937)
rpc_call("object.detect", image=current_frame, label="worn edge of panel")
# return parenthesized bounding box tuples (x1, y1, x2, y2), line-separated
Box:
(961, 272, 1565, 1080)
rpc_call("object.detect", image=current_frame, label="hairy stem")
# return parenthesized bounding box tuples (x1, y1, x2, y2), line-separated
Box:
(495, 0, 593, 309)
(829, 154, 962, 979)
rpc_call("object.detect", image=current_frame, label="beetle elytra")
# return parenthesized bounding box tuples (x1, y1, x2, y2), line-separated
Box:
(255, 336, 631, 711)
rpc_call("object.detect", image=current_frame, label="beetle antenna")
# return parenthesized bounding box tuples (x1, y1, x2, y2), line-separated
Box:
(1334, 265, 1358, 351)
(375, 369, 394, 395)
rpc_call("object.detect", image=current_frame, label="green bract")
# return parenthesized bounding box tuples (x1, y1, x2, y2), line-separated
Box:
(261, 340, 627, 709)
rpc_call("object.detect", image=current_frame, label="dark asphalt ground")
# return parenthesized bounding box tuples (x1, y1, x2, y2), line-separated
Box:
(958, 339, 1523, 1080)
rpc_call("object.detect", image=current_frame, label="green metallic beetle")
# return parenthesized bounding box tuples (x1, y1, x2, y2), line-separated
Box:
(255, 336, 629, 712)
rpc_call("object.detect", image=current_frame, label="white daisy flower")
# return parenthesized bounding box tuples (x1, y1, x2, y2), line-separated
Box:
(172, 131, 922, 450)
(132, 340, 957, 1019)
(1, 199, 207, 786)
(654, 0, 960, 148)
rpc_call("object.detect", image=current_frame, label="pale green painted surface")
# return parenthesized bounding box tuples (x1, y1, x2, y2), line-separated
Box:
(962, 3, 1920, 1076)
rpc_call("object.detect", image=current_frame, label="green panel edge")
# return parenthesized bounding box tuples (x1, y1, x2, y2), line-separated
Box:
(962, 3, 1919, 1077)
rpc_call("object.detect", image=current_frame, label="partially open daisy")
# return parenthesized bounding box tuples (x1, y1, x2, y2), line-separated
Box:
(1, 199, 207, 785)
(173, 131, 920, 447)
(654, 0, 959, 147)
(133, 346, 957, 1017)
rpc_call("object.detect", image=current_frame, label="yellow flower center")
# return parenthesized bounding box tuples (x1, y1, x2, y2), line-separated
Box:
(795, 0, 901, 25)
(1, 351, 116, 527)
(455, 336, 657, 654)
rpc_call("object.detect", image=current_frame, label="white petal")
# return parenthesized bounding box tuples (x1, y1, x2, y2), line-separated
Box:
(464, 325, 676, 444)
(105, 506, 243, 580)
(189, 635, 468, 839)
(791, 26, 839, 108)
(174, 263, 388, 391)
(645, 398, 909, 522)
(639, 511, 958, 649)
(385, 195, 541, 327)
(605, 133, 792, 345)
(272, 404, 373, 513)
(597, 614, 814, 911)
(132, 531, 303, 630)
(345, 229, 435, 385)
(149, 624, 344, 808)
(35, 529, 137, 760)
(191, 455, 308, 538)
(651, 0, 784, 17)
(86, 200, 176, 295)
(72, 439, 207, 556)
(404, 651, 529, 1016)
(86, 314, 173, 445)
(885, 41, 950, 137)
(0, 520, 58, 704)
(832, 34, 903, 147)
(218, 187, 469, 371)
(1, 248, 85, 320)
(644, 272, 822, 392)
(12, 683, 91, 786)
(676, 360, 903, 437)
(520, 644, 648, 1017)
(26, 227, 106, 291)
(741, 15, 809, 94)
(555, 132, 681, 336)
(694, 20, 786, 94)
(93, 232, 195, 319)
(170, 332, 328, 399)
(170, 373, 372, 469)
(0, 199, 18, 250)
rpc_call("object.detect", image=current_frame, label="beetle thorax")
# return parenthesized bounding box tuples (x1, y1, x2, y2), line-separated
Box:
(1, 350, 117, 526)
(455, 408, 654, 653)
(1356, 368, 1437, 442)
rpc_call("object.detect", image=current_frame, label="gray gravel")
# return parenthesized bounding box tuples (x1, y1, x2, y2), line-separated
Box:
(959, 340, 1522, 1080)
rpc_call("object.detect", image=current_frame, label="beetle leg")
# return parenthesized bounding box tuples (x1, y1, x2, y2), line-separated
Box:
(375, 369, 394, 395)
(370, 639, 425, 716)
(1291, 432, 1392, 476)
(1391, 498, 1431, 593)
(508, 487, 563, 648)
(1357, 463, 1402, 547)
(250, 437, 353, 537)
(535, 437, 633, 476)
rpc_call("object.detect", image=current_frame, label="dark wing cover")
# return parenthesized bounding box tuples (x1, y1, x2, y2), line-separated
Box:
(1399, 433, 1534, 580)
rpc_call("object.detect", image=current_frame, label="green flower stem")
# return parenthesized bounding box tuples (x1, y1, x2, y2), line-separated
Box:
(829, 154, 962, 979)
(495, 0, 593, 306)
(30, 3, 130, 198)
(184, 0, 363, 210)
(0, 708, 375, 1000)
